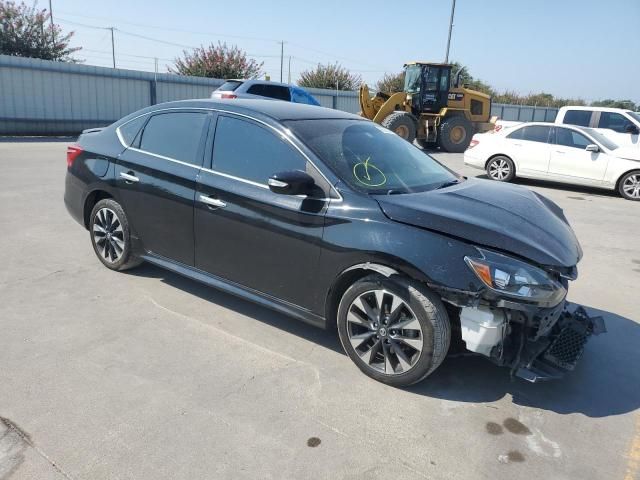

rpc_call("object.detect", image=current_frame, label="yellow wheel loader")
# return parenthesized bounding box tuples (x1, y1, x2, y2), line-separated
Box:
(359, 62, 496, 152)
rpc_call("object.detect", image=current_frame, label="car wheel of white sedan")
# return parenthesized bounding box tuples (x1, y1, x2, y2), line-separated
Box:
(619, 171, 640, 201)
(486, 156, 515, 182)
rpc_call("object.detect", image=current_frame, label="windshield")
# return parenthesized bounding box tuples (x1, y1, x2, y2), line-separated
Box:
(581, 127, 619, 150)
(627, 111, 640, 123)
(404, 65, 421, 93)
(285, 119, 458, 194)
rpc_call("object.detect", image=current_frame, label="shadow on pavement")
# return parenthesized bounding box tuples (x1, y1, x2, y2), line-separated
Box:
(130, 264, 639, 418)
(409, 306, 640, 418)
(128, 263, 343, 355)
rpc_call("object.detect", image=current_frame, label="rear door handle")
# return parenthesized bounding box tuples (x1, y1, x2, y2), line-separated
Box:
(555, 151, 566, 154)
(119, 171, 139, 183)
(199, 195, 226, 208)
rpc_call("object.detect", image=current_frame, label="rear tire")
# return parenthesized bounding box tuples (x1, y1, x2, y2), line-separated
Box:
(337, 274, 450, 387)
(618, 170, 640, 201)
(438, 115, 472, 153)
(89, 199, 142, 271)
(381, 112, 417, 143)
(486, 155, 516, 182)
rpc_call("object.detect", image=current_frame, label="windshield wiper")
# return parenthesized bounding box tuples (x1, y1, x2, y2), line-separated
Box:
(435, 179, 463, 190)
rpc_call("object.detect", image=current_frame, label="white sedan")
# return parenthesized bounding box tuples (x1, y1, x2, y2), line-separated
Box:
(464, 122, 640, 200)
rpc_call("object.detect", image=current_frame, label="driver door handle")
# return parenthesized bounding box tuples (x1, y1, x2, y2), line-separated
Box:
(119, 171, 139, 183)
(199, 195, 226, 208)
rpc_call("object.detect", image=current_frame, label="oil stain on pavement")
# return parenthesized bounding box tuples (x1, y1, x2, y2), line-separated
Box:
(307, 437, 321, 448)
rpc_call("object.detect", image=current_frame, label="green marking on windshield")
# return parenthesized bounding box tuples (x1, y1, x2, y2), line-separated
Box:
(353, 157, 387, 187)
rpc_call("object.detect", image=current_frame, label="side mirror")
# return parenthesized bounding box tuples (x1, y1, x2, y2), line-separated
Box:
(268, 170, 315, 195)
(585, 144, 599, 152)
(625, 124, 639, 135)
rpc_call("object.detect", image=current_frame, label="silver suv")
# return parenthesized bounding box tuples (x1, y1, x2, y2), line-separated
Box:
(211, 79, 320, 106)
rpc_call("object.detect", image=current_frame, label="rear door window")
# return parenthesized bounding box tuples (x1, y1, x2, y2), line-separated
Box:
(247, 84, 291, 101)
(562, 110, 592, 127)
(555, 127, 592, 149)
(211, 115, 306, 184)
(139, 112, 208, 166)
(598, 112, 634, 133)
(520, 125, 552, 143)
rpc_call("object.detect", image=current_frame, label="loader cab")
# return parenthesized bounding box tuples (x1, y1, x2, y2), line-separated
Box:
(404, 63, 452, 115)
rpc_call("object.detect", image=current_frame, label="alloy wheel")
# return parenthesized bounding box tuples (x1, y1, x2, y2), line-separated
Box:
(622, 174, 640, 199)
(92, 207, 125, 263)
(489, 158, 511, 180)
(346, 289, 424, 375)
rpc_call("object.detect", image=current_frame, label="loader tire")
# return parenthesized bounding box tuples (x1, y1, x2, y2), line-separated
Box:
(381, 112, 417, 143)
(438, 116, 472, 153)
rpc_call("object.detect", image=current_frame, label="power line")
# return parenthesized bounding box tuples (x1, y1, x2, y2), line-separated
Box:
(55, 10, 280, 43)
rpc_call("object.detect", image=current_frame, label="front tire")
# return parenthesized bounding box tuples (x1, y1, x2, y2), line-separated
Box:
(337, 274, 451, 387)
(486, 155, 516, 182)
(89, 199, 142, 271)
(618, 170, 640, 201)
(437, 115, 472, 153)
(381, 112, 417, 143)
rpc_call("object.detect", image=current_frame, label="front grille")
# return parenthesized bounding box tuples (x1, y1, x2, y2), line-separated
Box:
(543, 325, 588, 370)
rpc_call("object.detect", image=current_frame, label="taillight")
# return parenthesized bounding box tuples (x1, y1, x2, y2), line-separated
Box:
(468, 139, 480, 149)
(67, 144, 83, 168)
(220, 93, 237, 99)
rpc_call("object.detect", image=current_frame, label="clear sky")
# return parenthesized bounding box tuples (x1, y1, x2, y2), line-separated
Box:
(52, 0, 639, 103)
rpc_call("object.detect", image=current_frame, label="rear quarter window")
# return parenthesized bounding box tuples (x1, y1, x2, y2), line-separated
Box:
(118, 115, 147, 146)
(217, 81, 243, 92)
(562, 110, 592, 127)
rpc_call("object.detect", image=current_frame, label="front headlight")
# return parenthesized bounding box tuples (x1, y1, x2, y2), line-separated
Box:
(464, 248, 567, 306)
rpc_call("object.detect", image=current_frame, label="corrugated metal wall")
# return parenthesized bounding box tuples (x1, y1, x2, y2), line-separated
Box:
(1, 55, 558, 135)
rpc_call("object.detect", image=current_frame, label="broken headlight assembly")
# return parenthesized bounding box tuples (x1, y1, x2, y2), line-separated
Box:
(464, 248, 567, 307)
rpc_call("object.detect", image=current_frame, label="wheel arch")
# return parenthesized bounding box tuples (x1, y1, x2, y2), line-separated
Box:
(83, 189, 114, 229)
(485, 153, 516, 172)
(323, 261, 427, 331)
(615, 168, 640, 192)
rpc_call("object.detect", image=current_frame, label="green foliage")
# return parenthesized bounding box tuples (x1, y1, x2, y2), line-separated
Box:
(172, 42, 263, 79)
(298, 63, 362, 91)
(0, 1, 80, 61)
(493, 90, 587, 108)
(591, 99, 637, 110)
(376, 72, 405, 93)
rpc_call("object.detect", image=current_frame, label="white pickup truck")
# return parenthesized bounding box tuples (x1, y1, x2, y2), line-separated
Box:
(495, 106, 640, 149)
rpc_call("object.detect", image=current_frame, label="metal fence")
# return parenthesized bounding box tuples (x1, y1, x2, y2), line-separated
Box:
(1, 54, 554, 135)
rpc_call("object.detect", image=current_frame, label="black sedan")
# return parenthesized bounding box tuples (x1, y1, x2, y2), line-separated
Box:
(64, 99, 604, 386)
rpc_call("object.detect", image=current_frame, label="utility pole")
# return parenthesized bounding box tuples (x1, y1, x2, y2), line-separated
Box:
(444, 0, 456, 63)
(48, 0, 55, 46)
(109, 27, 116, 68)
(287, 56, 291, 84)
(279, 41, 285, 82)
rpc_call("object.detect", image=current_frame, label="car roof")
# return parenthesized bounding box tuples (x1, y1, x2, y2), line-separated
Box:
(222, 79, 299, 88)
(559, 105, 633, 114)
(148, 98, 363, 122)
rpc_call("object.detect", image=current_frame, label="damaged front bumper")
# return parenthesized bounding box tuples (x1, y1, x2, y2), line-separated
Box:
(454, 299, 606, 383)
(514, 303, 606, 382)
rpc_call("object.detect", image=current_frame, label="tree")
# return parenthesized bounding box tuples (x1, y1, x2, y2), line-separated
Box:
(450, 62, 495, 96)
(376, 72, 405, 93)
(172, 42, 263, 79)
(298, 63, 362, 91)
(0, 1, 80, 61)
(591, 99, 637, 110)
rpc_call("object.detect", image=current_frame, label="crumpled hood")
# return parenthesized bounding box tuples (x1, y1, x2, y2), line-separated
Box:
(376, 178, 582, 267)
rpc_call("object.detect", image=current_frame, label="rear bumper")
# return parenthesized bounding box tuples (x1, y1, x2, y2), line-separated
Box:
(514, 303, 606, 382)
(64, 171, 86, 228)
